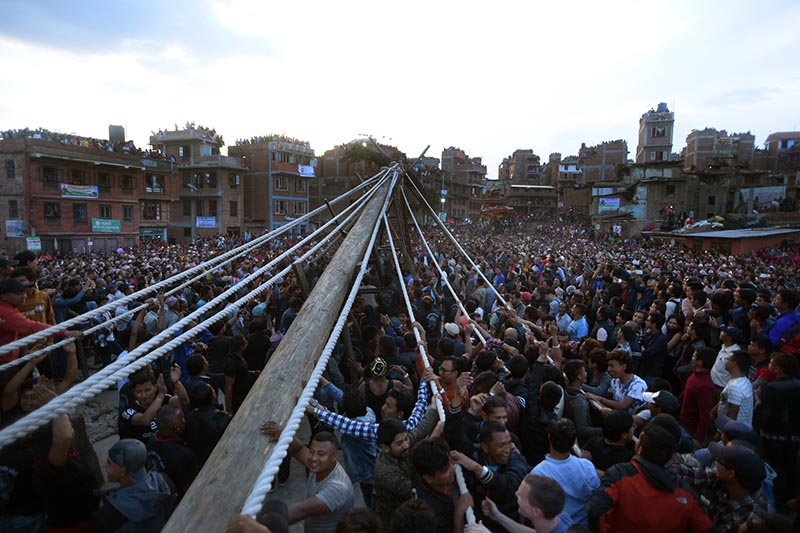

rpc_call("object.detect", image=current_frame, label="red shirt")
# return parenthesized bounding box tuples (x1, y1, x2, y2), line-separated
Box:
(0, 301, 55, 363)
(680, 370, 716, 439)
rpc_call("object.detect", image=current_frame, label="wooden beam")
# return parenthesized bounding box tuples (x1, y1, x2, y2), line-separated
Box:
(163, 178, 393, 532)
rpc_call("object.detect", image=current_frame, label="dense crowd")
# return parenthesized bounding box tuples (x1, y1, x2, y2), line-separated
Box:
(0, 216, 798, 533)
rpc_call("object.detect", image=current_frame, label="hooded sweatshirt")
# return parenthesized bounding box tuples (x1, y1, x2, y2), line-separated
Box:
(587, 456, 712, 532)
(98, 471, 176, 533)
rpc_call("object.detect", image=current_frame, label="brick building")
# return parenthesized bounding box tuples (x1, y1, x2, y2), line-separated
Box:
(758, 131, 800, 173)
(497, 149, 555, 214)
(683, 128, 755, 171)
(1, 131, 180, 254)
(441, 147, 487, 220)
(636, 102, 674, 163)
(150, 126, 246, 241)
(229, 135, 315, 234)
(578, 140, 628, 182)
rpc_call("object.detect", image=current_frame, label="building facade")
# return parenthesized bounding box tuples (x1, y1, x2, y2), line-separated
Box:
(1, 132, 180, 254)
(229, 136, 315, 234)
(683, 128, 755, 171)
(150, 126, 246, 242)
(441, 147, 487, 220)
(636, 102, 674, 163)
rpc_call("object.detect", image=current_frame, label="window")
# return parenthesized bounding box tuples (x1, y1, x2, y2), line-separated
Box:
(5, 160, 14, 179)
(708, 195, 716, 206)
(274, 200, 287, 214)
(208, 200, 217, 216)
(205, 172, 217, 188)
(8, 200, 19, 219)
(294, 179, 306, 193)
(42, 166, 60, 188)
(293, 201, 306, 215)
(651, 126, 667, 138)
(650, 151, 656, 161)
(73, 203, 88, 224)
(195, 200, 203, 216)
(183, 199, 192, 216)
(97, 173, 113, 193)
(230, 201, 238, 217)
(275, 177, 288, 191)
(123, 205, 133, 223)
(666, 184, 675, 195)
(142, 202, 161, 220)
(183, 227, 192, 238)
(120, 175, 136, 193)
(229, 173, 240, 187)
(145, 174, 164, 193)
(99, 204, 112, 219)
(44, 202, 60, 224)
(70, 169, 88, 185)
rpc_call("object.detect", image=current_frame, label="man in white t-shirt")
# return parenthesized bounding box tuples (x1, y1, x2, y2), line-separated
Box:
(709, 326, 744, 388)
(713, 349, 754, 427)
(586, 350, 646, 415)
(260, 424, 354, 533)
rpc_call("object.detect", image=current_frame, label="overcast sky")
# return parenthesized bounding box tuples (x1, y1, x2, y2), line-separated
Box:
(1, 0, 798, 178)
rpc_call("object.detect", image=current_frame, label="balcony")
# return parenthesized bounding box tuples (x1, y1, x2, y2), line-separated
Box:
(192, 155, 247, 169)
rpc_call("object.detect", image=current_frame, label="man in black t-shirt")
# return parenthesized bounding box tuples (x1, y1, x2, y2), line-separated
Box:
(410, 439, 473, 533)
(146, 404, 199, 495)
(224, 336, 256, 414)
(119, 366, 188, 442)
(582, 409, 635, 474)
(184, 383, 231, 465)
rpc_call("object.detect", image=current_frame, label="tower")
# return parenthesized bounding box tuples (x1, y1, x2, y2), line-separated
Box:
(636, 102, 674, 163)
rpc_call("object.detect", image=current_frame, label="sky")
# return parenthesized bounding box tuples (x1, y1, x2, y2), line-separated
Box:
(1, 0, 799, 179)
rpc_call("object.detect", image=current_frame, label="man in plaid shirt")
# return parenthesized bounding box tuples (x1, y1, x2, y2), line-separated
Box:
(310, 367, 436, 444)
(675, 442, 768, 532)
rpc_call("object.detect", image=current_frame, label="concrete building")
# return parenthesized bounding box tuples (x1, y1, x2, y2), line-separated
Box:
(228, 135, 315, 234)
(636, 102, 674, 163)
(497, 149, 555, 214)
(441, 147, 487, 220)
(1, 129, 181, 254)
(683, 128, 755, 171)
(150, 126, 246, 241)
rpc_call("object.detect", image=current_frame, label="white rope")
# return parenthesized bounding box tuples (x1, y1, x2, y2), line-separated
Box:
(0, 174, 381, 360)
(0, 176, 389, 449)
(381, 212, 476, 525)
(405, 175, 509, 309)
(240, 169, 400, 517)
(398, 187, 487, 346)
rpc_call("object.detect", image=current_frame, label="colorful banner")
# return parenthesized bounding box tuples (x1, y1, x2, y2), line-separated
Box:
(91, 218, 121, 233)
(5, 220, 25, 238)
(26, 237, 42, 251)
(196, 216, 217, 228)
(598, 197, 620, 212)
(61, 183, 99, 198)
(298, 164, 315, 177)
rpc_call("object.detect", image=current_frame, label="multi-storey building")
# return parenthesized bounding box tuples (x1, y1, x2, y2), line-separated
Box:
(683, 128, 755, 171)
(497, 149, 555, 214)
(1, 129, 179, 254)
(229, 135, 315, 234)
(441, 147, 486, 220)
(636, 103, 674, 163)
(150, 126, 246, 242)
(758, 132, 800, 173)
(579, 140, 628, 182)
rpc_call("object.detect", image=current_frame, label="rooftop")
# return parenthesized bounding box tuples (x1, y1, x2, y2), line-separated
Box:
(680, 228, 800, 239)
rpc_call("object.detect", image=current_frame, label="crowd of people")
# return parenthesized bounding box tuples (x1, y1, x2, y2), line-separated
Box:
(1, 128, 142, 155)
(0, 215, 799, 532)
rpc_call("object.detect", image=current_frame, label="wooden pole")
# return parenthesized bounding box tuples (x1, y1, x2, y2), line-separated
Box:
(163, 178, 393, 532)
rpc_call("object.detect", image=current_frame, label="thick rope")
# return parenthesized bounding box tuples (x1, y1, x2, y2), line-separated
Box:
(381, 212, 475, 525)
(405, 174, 509, 309)
(239, 169, 400, 517)
(398, 187, 487, 346)
(0, 174, 380, 359)
(0, 175, 389, 449)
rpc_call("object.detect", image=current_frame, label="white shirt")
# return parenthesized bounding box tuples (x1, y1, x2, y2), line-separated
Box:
(710, 343, 740, 388)
(719, 376, 754, 427)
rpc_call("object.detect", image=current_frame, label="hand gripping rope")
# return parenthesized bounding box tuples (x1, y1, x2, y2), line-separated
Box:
(0, 174, 381, 363)
(239, 169, 400, 517)
(0, 174, 390, 449)
(381, 210, 476, 525)
(398, 186, 487, 346)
